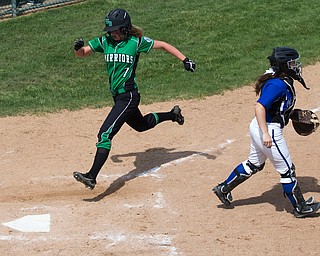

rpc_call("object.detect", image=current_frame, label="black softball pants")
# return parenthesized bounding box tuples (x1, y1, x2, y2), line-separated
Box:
(96, 89, 158, 150)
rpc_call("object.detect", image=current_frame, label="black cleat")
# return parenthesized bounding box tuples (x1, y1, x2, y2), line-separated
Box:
(293, 202, 320, 218)
(213, 184, 233, 206)
(171, 105, 184, 125)
(73, 172, 96, 190)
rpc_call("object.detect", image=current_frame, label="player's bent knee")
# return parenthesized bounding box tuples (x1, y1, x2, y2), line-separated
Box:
(96, 136, 112, 150)
(245, 160, 265, 175)
(280, 164, 296, 184)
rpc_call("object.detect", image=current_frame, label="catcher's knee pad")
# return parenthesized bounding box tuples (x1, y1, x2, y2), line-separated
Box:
(280, 164, 296, 184)
(245, 160, 265, 175)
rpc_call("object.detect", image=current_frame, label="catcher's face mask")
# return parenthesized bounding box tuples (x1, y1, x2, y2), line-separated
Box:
(287, 58, 302, 77)
(286, 58, 309, 89)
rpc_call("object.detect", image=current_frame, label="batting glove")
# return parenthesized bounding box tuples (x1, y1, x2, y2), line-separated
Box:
(183, 57, 196, 72)
(74, 38, 84, 51)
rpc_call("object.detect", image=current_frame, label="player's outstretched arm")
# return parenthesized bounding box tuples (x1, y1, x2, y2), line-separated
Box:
(153, 40, 186, 61)
(153, 40, 196, 72)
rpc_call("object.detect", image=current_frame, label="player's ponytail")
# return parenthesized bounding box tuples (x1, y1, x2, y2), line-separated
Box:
(130, 25, 143, 38)
(254, 73, 272, 96)
(254, 72, 287, 96)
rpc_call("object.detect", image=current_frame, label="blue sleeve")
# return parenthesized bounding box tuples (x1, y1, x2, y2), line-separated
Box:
(257, 79, 287, 110)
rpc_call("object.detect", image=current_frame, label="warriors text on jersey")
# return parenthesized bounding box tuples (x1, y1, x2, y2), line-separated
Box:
(88, 35, 154, 96)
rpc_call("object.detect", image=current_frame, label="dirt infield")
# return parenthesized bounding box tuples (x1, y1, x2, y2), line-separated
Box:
(1, 63, 320, 255)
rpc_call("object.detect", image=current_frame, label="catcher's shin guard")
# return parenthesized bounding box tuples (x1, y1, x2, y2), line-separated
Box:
(281, 165, 320, 217)
(281, 165, 298, 206)
(213, 161, 265, 206)
(225, 161, 265, 191)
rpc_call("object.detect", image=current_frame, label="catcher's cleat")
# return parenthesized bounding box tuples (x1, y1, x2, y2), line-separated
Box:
(213, 184, 233, 206)
(293, 202, 320, 218)
(73, 172, 96, 190)
(171, 105, 184, 125)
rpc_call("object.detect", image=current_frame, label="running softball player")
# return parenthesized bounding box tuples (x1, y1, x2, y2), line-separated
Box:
(213, 47, 320, 218)
(72, 8, 195, 190)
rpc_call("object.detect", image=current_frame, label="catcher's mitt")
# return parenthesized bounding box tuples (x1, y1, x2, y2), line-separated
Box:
(290, 109, 319, 136)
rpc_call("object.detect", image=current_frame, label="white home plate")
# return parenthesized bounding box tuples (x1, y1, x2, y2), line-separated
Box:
(3, 214, 50, 232)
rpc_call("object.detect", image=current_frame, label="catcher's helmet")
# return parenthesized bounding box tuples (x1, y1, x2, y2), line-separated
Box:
(103, 8, 132, 33)
(268, 47, 309, 89)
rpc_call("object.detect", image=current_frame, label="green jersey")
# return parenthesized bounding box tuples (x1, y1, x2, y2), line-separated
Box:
(88, 35, 154, 96)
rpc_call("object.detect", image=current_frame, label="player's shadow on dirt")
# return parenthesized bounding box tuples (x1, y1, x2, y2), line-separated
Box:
(84, 147, 216, 202)
(218, 176, 320, 216)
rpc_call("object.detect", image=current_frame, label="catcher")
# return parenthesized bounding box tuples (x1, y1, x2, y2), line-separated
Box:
(213, 47, 320, 218)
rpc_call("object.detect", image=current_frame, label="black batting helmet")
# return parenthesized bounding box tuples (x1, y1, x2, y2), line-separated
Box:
(103, 8, 132, 33)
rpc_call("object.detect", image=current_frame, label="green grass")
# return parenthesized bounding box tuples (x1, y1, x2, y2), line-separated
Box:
(1, 0, 320, 116)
